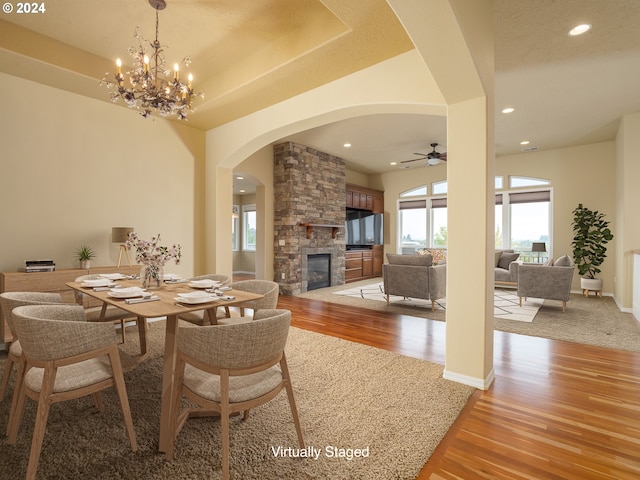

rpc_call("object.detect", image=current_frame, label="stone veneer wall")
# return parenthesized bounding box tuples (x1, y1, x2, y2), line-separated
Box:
(273, 142, 346, 295)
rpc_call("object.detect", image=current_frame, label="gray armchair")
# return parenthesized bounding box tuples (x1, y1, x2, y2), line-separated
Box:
(382, 253, 446, 312)
(517, 261, 575, 312)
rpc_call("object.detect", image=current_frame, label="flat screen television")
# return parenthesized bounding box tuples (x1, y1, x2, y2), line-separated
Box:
(345, 209, 383, 247)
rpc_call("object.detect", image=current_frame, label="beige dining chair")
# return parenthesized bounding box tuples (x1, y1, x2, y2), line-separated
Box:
(177, 274, 230, 326)
(219, 279, 279, 324)
(0, 292, 66, 437)
(74, 274, 147, 354)
(9, 304, 138, 480)
(166, 309, 304, 480)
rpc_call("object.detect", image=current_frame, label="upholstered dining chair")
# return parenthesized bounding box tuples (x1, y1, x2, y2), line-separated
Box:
(9, 304, 138, 480)
(0, 292, 66, 436)
(74, 274, 147, 354)
(177, 274, 230, 326)
(166, 309, 304, 480)
(219, 279, 279, 324)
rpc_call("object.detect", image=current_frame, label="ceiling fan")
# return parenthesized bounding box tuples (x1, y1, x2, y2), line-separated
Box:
(401, 143, 447, 166)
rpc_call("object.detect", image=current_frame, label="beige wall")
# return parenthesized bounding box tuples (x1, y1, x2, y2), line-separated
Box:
(0, 72, 205, 278)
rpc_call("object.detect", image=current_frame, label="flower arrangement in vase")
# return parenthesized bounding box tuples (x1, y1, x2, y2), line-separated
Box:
(125, 232, 181, 289)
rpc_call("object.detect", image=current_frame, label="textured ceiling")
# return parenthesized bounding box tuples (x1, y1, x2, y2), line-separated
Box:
(1, 0, 639, 184)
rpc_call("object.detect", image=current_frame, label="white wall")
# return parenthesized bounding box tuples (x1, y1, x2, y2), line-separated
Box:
(0, 72, 205, 277)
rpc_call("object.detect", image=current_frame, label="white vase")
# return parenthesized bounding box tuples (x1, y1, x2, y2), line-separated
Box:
(580, 277, 603, 297)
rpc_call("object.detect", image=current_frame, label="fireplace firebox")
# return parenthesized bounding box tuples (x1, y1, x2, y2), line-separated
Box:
(307, 254, 331, 291)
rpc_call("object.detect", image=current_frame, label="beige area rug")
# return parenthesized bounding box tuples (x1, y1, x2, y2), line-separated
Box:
(0, 321, 474, 480)
(335, 281, 543, 322)
(298, 279, 640, 353)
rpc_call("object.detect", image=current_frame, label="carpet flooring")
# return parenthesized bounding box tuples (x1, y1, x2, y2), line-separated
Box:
(0, 321, 474, 479)
(298, 279, 640, 353)
(335, 281, 543, 322)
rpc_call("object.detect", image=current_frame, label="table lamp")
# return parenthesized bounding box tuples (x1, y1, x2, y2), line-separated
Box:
(531, 242, 546, 263)
(112, 227, 134, 267)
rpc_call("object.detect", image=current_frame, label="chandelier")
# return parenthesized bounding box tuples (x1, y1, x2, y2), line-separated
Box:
(102, 0, 202, 120)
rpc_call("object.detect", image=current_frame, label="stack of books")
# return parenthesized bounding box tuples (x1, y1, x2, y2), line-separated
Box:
(25, 260, 56, 272)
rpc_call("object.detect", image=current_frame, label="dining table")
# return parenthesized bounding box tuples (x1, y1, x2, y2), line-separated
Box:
(66, 277, 265, 453)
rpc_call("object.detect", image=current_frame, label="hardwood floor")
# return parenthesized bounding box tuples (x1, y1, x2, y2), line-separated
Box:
(277, 295, 640, 480)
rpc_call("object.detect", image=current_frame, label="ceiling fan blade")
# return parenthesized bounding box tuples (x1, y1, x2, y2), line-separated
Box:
(400, 156, 428, 164)
(440, 153, 447, 161)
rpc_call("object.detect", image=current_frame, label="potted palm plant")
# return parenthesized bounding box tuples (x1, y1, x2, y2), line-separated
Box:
(75, 245, 96, 269)
(571, 204, 613, 295)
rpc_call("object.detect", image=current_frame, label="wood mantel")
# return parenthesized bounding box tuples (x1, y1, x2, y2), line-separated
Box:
(299, 223, 342, 239)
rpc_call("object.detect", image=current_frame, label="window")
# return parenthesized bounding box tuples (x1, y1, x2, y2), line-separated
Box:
(509, 176, 550, 188)
(400, 185, 427, 197)
(431, 198, 447, 246)
(399, 199, 427, 253)
(398, 177, 552, 258)
(232, 205, 239, 251)
(432, 181, 447, 194)
(242, 205, 256, 251)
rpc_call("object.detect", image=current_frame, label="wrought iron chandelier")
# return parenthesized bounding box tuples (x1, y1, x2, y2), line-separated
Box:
(102, 0, 202, 120)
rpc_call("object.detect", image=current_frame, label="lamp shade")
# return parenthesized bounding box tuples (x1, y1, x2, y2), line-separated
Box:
(531, 242, 546, 253)
(112, 227, 134, 244)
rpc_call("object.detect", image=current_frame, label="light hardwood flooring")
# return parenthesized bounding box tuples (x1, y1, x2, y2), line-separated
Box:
(276, 294, 640, 480)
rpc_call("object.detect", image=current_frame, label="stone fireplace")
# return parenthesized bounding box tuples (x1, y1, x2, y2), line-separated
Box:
(273, 142, 346, 295)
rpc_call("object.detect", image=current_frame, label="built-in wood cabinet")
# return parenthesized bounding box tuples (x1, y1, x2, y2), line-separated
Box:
(346, 184, 384, 214)
(345, 245, 383, 283)
(345, 184, 384, 283)
(1, 265, 140, 349)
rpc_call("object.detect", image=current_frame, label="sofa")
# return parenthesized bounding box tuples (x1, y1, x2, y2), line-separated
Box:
(495, 249, 520, 285)
(517, 255, 575, 312)
(382, 253, 446, 312)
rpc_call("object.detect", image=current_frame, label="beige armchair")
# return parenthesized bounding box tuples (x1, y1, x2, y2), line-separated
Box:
(9, 304, 137, 480)
(166, 309, 303, 480)
(517, 258, 575, 312)
(382, 254, 446, 311)
(74, 274, 147, 354)
(219, 279, 279, 323)
(0, 292, 67, 438)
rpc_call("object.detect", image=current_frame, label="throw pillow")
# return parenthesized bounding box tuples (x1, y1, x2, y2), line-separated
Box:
(553, 254, 572, 267)
(495, 251, 502, 267)
(497, 252, 520, 270)
(544, 257, 554, 266)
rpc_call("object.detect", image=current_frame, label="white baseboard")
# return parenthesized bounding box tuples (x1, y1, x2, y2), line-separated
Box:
(444, 368, 494, 390)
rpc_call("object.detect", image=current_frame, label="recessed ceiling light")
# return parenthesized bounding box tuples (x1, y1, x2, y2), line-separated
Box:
(236, 176, 244, 180)
(390, 162, 397, 166)
(520, 140, 530, 145)
(501, 107, 515, 114)
(569, 24, 591, 36)
(343, 143, 352, 148)
(239, 189, 246, 193)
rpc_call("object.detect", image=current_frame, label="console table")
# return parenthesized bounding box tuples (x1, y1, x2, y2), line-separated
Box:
(1, 265, 140, 349)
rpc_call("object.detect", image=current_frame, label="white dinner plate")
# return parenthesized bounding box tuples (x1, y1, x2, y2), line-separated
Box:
(188, 280, 221, 288)
(163, 273, 183, 281)
(81, 279, 113, 287)
(174, 295, 218, 305)
(99, 273, 127, 280)
(177, 291, 212, 299)
(108, 287, 149, 299)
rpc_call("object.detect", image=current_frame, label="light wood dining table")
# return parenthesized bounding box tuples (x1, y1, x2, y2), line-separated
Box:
(66, 278, 264, 453)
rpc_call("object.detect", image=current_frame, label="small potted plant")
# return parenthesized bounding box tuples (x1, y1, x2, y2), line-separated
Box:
(75, 245, 96, 270)
(571, 204, 613, 295)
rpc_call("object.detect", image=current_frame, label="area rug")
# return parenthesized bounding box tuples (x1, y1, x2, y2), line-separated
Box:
(298, 279, 640, 353)
(335, 281, 543, 322)
(0, 321, 474, 480)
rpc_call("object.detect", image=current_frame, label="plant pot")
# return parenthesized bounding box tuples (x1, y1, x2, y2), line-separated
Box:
(80, 260, 90, 270)
(580, 277, 603, 297)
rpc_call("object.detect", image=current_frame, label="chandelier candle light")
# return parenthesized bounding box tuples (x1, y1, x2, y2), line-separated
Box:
(102, 0, 203, 120)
